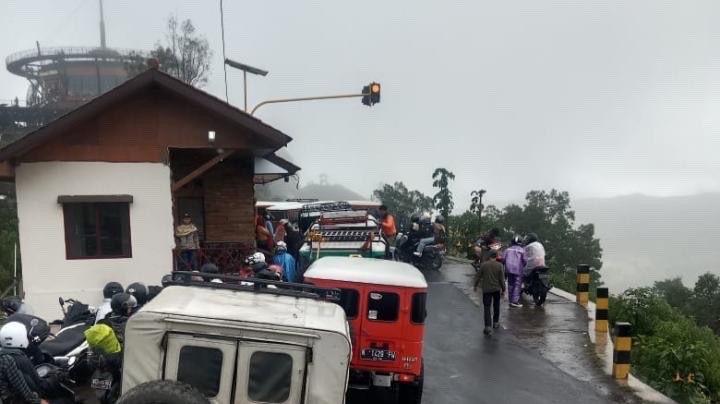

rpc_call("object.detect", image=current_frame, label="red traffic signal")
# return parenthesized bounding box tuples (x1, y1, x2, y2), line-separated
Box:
(362, 82, 381, 106)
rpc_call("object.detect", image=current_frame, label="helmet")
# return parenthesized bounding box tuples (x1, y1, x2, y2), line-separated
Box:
(511, 234, 523, 246)
(0, 297, 23, 315)
(525, 233, 539, 244)
(200, 263, 219, 274)
(276, 241, 287, 252)
(111, 293, 138, 316)
(0, 321, 29, 349)
(410, 214, 420, 223)
(435, 215, 445, 224)
(245, 252, 267, 271)
(103, 282, 124, 299)
(126, 282, 149, 306)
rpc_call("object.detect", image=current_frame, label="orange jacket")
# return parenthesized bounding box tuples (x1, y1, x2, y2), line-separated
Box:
(381, 214, 397, 237)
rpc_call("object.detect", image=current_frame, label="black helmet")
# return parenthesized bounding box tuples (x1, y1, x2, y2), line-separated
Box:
(0, 297, 23, 315)
(410, 214, 420, 223)
(200, 263, 219, 274)
(126, 282, 149, 306)
(435, 215, 445, 224)
(510, 234, 523, 246)
(110, 293, 137, 316)
(102, 282, 124, 299)
(489, 228, 501, 237)
(525, 232, 539, 244)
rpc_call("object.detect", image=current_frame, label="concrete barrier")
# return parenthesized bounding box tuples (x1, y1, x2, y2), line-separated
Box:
(595, 287, 609, 333)
(576, 264, 590, 305)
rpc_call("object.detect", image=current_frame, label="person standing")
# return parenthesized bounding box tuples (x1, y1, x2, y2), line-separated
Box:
(273, 241, 298, 283)
(473, 250, 506, 336)
(281, 220, 303, 262)
(255, 213, 274, 251)
(377, 205, 397, 257)
(504, 235, 527, 308)
(0, 322, 51, 404)
(175, 213, 200, 271)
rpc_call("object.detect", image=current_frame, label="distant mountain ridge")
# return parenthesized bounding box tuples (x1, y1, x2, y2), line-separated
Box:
(574, 193, 720, 292)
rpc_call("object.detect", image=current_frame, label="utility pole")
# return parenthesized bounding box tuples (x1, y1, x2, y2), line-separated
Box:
(99, 0, 107, 48)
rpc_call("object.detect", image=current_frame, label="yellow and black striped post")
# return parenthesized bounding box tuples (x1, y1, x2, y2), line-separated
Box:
(612, 322, 632, 379)
(576, 264, 590, 305)
(595, 287, 609, 333)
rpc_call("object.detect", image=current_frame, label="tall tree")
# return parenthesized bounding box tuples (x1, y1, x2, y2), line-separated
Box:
(126, 16, 212, 86)
(469, 189, 486, 231)
(431, 168, 455, 221)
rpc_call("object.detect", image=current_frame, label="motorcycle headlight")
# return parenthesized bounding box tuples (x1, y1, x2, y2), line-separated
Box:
(36, 364, 52, 378)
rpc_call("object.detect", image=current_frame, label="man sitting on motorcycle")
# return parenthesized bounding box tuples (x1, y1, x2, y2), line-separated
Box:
(413, 213, 436, 257)
(474, 228, 501, 262)
(523, 232, 546, 275)
(0, 322, 50, 404)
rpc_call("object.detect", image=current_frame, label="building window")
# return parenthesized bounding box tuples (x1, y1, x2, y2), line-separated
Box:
(177, 346, 223, 397)
(248, 351, 292, 403)
(63, 202, 131, 259)
(367, 291, 399, 322)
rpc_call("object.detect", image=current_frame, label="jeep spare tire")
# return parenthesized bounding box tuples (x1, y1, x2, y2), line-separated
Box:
(117, 380, 210, 404)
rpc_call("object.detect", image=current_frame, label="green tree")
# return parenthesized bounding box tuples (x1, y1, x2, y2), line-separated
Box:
(653, 277, 693, 312)
(0, 184, 19, 291)
(469, 189, 486, 232)
(373, 182, 433, 229)
(691, 273, 720, 334)
(431, 168, 455, 222)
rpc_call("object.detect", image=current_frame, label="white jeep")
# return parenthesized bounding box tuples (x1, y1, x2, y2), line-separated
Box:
(117, 274, 352, 404)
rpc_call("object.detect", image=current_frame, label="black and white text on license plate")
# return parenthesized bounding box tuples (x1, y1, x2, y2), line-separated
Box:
(91, 378, 112, 390)
(361, 348, 396, 361)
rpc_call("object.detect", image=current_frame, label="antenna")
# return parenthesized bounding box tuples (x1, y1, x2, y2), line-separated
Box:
(99, 0, 107, 48)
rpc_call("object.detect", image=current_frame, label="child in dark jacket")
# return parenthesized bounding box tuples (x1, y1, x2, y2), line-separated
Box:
(473, 250, 506, 336)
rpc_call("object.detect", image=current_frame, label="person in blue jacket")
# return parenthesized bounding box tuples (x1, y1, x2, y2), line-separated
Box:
(273, 241, 298, 283)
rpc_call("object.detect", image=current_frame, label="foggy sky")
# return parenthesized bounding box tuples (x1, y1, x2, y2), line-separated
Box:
(2, 0, 720, 211)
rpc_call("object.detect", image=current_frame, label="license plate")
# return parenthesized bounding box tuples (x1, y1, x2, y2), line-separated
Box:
(91, 378, 112, 390)
(361, 348, 396, 361)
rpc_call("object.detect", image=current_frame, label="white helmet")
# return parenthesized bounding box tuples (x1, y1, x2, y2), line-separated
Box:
(0, 321, 29, 349)
(276, 241, 288, 251)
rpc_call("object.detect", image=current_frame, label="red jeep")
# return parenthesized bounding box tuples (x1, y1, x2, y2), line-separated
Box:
(304, 256, 428, 403)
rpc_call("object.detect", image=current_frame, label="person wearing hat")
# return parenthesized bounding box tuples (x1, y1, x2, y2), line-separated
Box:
(175, 213, 200, 270)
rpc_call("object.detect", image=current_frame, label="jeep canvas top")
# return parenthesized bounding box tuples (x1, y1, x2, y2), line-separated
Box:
(121, 278, 352, 404)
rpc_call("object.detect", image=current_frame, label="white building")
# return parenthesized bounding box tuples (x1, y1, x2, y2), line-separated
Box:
(0, 68, 299, 319)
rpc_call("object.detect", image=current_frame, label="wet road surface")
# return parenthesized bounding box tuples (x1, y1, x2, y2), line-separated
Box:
(348, 260, 637, 404)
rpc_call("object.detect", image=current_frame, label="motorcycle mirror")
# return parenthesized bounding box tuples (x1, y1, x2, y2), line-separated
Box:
(58, 297, 64, 307)
(67, 356, 77, 367)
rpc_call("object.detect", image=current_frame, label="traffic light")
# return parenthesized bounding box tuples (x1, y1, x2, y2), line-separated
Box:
(361, 82, 381, 106)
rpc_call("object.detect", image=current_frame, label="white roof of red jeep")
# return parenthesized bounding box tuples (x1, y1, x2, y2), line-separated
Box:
(304, 257, 428, 288)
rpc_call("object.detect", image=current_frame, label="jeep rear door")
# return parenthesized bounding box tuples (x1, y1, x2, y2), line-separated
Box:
(164, 334, 237, 404)
(234, 341, 307, 404)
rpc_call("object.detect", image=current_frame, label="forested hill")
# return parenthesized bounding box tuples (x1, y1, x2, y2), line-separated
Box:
(574, 193, 720, 292)
(255, 180, 366, 202)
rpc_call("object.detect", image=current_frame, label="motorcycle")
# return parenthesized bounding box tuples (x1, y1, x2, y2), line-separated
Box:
(393, 232, 445, 271)
(471, 241, 502, 273)
(88, 349, 122, 404)
(35, 359, 82, 403)
(523, 266, 552, 306)
(39, 297, 95, 382)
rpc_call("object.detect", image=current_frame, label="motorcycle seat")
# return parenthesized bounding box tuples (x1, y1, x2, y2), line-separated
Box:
(40, 323, 89, 357)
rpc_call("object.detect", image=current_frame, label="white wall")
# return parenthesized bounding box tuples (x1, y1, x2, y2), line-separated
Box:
(15, 162, 175, 320)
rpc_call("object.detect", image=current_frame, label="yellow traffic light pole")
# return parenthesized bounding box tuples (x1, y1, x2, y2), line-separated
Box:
(251, 92, 369, 115)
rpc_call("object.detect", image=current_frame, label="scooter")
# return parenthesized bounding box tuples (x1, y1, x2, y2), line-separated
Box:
(88, 349, 122, 404)
(39, 297, 95, 382)
(471, 241, 502, 273)
(393, 232, 445, 271)
(35, 359, 82, 403)
(523, 266, 552, 306)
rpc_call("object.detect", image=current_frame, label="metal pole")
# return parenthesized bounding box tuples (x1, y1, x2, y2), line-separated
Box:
(251, 93, 368, 115)
(13, 243, 17, 296)
(244, 70, 248, 111)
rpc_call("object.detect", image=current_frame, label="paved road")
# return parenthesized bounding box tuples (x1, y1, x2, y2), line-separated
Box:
(349, 260, 637, 404)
